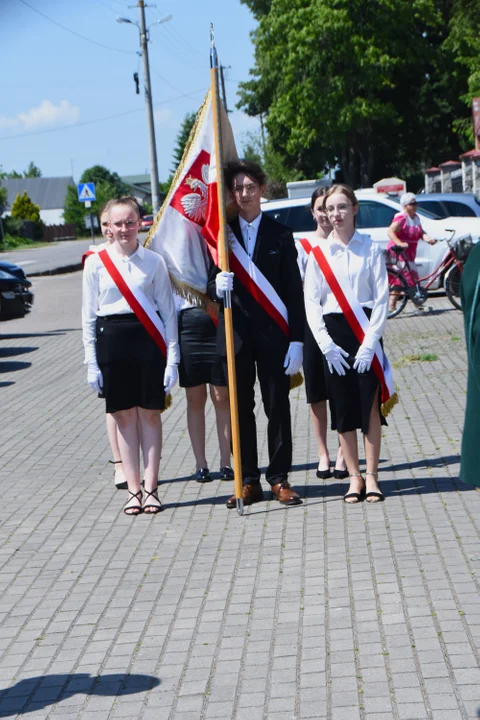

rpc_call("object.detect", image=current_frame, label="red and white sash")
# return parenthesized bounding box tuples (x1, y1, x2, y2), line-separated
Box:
(311, 244, 398, 416)
(227, 228, 289, 336)
(298, 237, 313, 255)
(98, 248, 167, 358)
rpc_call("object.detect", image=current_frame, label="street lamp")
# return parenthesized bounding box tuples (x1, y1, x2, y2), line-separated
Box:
(116, 3, 172, 213)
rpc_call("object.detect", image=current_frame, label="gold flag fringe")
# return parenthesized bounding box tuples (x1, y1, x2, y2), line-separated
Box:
(160, 392, 173, 414)
(289, 372, 304, 391)
(381, 391, 398, 417)
(145, 90, 212, 249)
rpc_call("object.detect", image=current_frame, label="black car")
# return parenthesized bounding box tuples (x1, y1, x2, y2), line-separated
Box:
(0, 261, 34, 320)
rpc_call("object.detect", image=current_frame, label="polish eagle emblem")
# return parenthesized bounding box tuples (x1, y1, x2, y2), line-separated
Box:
(180, 164, 210, 224)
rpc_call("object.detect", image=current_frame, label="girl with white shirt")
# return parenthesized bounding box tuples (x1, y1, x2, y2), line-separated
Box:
(82, 197, 180, 515)
(304, 184, 389, 503)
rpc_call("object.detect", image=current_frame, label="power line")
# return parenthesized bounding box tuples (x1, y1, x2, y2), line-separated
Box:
(18, 0, 135, 55)
(0, 87, 208, 141)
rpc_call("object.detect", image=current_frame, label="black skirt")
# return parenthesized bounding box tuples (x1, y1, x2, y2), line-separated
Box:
(303, 320, 328, 404)
(323, 312, 387, 434)
(178, 307, 226, 388)
(96, 314, 166, 413)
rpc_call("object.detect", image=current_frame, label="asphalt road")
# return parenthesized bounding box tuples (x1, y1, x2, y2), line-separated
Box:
(1, 232, 148, 276)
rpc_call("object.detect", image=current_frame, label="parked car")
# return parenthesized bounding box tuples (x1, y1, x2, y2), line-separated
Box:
(261, 192, 480, 288)
(415, 193, 480, 219)
(0, 261, 34, 320)
(140, 214, 154, 231)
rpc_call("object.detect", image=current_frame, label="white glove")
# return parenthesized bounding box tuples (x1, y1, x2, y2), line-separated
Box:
(163, 364, 178, 394)
(87, 363, 103, 393)
(353, 344, 375, 374)
(283, 341, 303, 375)
(324, 343, 350, 376)
(215, 271, 234, 297)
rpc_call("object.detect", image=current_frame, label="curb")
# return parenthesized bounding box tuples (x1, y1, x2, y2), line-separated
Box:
(29, 263, 83, 278)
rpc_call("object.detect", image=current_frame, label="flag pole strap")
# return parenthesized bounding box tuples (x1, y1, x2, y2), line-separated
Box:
(210, 25, 244, 515)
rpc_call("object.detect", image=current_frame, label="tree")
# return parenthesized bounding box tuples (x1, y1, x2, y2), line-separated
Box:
(0, 183, 7, 213)
(238, 0, 472, 187)
(24, 162, 42, 178)
(11, 191, 41, 222)
(171, 112, 197, 174)
(445, 0, 480, 146)
(63, 165, 130, 234)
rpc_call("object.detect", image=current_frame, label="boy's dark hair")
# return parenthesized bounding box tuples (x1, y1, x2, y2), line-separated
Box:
(224, 160, 267, 191)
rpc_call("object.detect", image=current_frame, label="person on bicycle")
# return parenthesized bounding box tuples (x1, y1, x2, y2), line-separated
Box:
(387, 192, 436, 312)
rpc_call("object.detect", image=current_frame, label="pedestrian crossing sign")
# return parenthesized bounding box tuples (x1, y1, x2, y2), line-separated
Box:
(77, 182, 96, 202)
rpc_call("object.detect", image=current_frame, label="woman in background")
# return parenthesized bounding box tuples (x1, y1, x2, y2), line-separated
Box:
(296, 188, 348, 481)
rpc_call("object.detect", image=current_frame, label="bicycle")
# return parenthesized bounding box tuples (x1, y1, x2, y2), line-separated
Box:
(385, 230, 473, 319)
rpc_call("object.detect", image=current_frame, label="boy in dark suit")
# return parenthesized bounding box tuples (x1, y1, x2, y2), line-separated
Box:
(207, 160, 305, 508)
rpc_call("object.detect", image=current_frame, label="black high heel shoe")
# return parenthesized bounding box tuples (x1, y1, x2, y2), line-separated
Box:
(316, 462, 332, 479)
(343, 474, 366, 504)
(333, 466, 349, 479)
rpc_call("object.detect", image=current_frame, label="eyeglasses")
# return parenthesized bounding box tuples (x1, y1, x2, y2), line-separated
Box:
(111, 220, 137, 229)
(325, 203, 352, 216)
(407, 201, 417, 206)
(233, 183, 259, 196)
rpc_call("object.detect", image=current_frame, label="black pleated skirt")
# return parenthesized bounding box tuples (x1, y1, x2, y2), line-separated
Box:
(323, 312, 386, 434)
(303, 320, 328, 404)
(178, 307, 226, 388)
(95, 314, 166, 413)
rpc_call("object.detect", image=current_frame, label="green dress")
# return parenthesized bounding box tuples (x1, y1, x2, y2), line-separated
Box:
(460, 242, 480, 486)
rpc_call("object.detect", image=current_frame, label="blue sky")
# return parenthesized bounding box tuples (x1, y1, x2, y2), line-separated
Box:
(1, 0, 260, 183)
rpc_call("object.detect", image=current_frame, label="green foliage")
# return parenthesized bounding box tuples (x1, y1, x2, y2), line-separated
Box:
(0, 184, 7, 213)
(11, 191, 41, 222)
(0, 161, 42, 178)
(171, 112, 197, 174)
(24, 161, 42, 178)
(2, 234, 38, 250)
(2, 216, 24, 237)
(238, 0, 473, 187)
(63, 165, 131, 234)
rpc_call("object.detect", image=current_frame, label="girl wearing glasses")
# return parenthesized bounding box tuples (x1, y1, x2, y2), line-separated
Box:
(387, 192, 436, 311)
(296, 188, 348, 481)
(82, 196, 179, 516)
(304, 184, 389, 503)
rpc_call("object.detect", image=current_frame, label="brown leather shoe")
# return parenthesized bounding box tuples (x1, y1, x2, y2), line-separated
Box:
(226, 483, 264, 509)
(271, 480, 302, 506)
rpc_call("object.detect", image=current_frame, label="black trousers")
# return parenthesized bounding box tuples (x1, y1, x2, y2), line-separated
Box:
(223, 341, 292, 486)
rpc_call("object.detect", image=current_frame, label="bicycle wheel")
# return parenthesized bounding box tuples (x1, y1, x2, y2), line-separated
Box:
(445, 265, 462, 311)
(388, 276, 409, 319)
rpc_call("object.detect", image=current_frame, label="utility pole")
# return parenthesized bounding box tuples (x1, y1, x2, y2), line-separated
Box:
(118, 4, 171, 214)
(137, 1, 160, 213)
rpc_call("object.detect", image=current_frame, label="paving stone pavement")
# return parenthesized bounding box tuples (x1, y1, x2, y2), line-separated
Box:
(0, 272, 479, 720)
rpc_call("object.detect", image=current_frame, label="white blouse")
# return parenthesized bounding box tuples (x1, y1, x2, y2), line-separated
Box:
(295, 235, 321, 282)
(304, 230, 389, 352)
(82, 242, 179, 366)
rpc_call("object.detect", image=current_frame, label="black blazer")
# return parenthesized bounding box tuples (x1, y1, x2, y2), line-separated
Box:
(207, 213, 305, 356)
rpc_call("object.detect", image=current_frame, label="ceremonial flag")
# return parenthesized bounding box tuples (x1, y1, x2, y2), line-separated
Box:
(145, 89, 237, 305)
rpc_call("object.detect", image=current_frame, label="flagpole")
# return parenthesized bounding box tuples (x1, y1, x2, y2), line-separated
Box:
(210, 25, 244, 516)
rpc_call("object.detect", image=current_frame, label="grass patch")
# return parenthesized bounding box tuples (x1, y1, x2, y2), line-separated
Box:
(393, 353, 438, 368)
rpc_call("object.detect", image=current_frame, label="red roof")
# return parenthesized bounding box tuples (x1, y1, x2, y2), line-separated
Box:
(425, 167, 441, 173)
(459, 149, 480, 160)
(439, 160, 461, 167)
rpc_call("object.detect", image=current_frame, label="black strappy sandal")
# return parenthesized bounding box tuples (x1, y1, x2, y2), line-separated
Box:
(365, 472, 385, 503)
(124, 490, 142, 516)
(143, 488, 164, 514)
(110, 460, 127, 490)
(343, 474, 366, 504)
